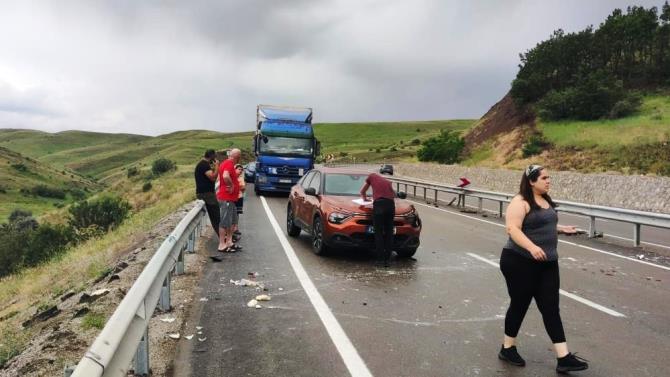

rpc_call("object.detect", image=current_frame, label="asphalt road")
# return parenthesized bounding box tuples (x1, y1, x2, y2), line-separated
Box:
(175, 187, 670, 377)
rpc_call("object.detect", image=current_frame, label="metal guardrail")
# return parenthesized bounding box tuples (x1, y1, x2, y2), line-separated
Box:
(388, 176, 670, 247)
(69, 201, 207, 377)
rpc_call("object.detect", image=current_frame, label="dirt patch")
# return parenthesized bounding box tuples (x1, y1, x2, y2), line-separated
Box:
(463, 92, 536, 149)
(0, 202, 210, 377)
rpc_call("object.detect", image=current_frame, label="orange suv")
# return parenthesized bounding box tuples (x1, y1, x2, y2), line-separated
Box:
(286, 167, 421, 257)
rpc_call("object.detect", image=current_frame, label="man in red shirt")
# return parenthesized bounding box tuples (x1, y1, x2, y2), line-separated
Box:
(217, 148, 242, 252)
(360, 172, 396, 266)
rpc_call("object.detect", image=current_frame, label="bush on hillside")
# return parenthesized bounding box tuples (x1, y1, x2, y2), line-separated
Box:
(68, 188, 87, 201)
(151, 158, 176, 176)
(417, 130, 465, 164)
(7, 209, 38, 232)
(11, 163, 27, 172)
(142, 181, 152, 192)
(68, 196, 131, 232)
(30, 185, 66, 199)
(127, 166, 139, 178)
(522, 134, 551, 157)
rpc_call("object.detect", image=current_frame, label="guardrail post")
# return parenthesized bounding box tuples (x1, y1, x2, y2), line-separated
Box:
(159, 273, 171, 311)
(63, 365, 75, 377)
(133, 326, 150, 376)
(478, 198, 483, 212)
(458, 194, 465, 208)
(633, 224, 641, 247)
(413, 185, 416, 197)
(176, 246, 185, 275)
(423, 187, 426, 201)
(499, 201, 504, 218)
(396, 182, 400, 192)
(433, 189, 438, 206)
(200, 214, 207, 236)
(187, 231, 195, 253)
(588, 216, 596, 238)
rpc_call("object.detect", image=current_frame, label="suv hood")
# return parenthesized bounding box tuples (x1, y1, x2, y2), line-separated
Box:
(323, 196, 415, 215)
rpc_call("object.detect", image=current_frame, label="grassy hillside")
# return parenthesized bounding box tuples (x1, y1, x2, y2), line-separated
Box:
(538, 95, 669, 148)
(314, 120, 474, 162)
(462, 93, 670, 175)
(0, 147, 100, 220)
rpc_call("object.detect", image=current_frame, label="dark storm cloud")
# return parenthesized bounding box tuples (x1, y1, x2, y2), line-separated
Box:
(0, 0, 664, 135)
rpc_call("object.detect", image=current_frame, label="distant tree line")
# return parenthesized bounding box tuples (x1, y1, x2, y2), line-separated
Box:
(511, 3, 670, 120)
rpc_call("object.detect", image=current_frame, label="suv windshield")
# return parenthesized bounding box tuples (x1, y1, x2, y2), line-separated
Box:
(324, 173, 371, 196)
(259, 136, 313, 157)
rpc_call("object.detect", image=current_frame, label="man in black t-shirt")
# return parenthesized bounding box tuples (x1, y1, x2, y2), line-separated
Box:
(195, 149, 219, 236)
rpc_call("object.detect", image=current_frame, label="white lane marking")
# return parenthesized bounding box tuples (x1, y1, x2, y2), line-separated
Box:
(260, 197, 373, 377)
(465, 253, 627, 318)
(411, 200, 670, 272)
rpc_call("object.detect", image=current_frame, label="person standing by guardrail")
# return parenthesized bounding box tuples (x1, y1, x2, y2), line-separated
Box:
(195, 149, 220, 236)
(498, 164, 588, 373)
(360, 172, 395, 267)
(217, 148, 242, 253)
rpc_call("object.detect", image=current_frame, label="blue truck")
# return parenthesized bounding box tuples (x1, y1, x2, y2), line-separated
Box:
(252, 105, 320, 195)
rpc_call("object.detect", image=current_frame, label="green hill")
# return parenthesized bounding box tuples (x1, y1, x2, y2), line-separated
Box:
(0, 147, 100, 220)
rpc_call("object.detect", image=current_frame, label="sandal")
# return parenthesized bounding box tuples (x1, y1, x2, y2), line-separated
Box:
(230, 244, 243, 251)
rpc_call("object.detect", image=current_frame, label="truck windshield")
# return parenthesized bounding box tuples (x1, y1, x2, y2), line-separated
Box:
(324, 173, 371, 196)
(259, 136, 313, 157)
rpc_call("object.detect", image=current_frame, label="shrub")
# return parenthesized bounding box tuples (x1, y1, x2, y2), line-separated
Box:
(375, 148, 381, 153)
(127, 166, 139, 178)
(142, 181, 153, 192)
(68, 196, 131, 232)
(338, 151, 348, 157)
(68, 188, 87, 201)
(23, 223, 74, 267)
(411, 138, 421, 145)
(522, 134, 550, 157)
(8, 210, 38, 232)
(390, 146, 397, 152)
(608, 95, 642, 119)
(151, 158, 176, 176)
(417, 130, 465, 164)
(31, 185, 66, 199)
(8, 209, 32, 223)
(0, 185, 6, 194)
(11, 163, 27, 172)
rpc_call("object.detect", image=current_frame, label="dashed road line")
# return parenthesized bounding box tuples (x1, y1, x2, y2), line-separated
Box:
(260, 196, 373, 377)
(465, 252, 626, 318)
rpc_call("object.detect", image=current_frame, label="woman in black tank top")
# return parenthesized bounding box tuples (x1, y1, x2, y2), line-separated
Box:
(497, 165, 589, 373)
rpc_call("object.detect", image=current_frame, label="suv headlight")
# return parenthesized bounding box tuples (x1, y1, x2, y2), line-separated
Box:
(328, 212, 351, 224)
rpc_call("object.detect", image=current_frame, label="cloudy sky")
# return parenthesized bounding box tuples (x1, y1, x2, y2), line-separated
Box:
(0, 0, 662, 136)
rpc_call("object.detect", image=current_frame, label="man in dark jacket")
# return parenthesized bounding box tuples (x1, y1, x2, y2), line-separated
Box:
(360, 172, 396, 266)
(194, 149, 219, 236)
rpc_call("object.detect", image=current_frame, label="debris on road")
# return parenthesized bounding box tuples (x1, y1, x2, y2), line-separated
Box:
(159, 317, 176, 323)
(168, 333, 180, 340)
(185, 335, 194, 340)
(199, 297, 209, 302)
(198, 337, 207, 342)
(637, 254, 645, 260)
(247, 299, 259, 308)
(255, 294, 271, 301)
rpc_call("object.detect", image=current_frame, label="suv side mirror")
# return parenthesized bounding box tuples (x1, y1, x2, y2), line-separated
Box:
(305, 187, 317, 196)
(396, 191, 407, 199)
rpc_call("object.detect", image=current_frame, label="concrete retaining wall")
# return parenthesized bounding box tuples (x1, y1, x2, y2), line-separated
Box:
(394, 163, 670, 214)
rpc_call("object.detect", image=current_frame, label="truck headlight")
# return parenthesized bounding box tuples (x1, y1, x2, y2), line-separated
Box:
(299, 168, 304, 176)
(328, 212, 351, 224)
(268, 167, 277, 174)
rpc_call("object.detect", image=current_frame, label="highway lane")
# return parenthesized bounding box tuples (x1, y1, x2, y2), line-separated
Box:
(177, 189, 670, 376)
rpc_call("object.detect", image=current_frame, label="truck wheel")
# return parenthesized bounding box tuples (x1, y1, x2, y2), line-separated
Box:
(311, 215, 329, 255)
(255, 187, 261, 196)
(396, 248, 418, 258)
(287, 204, 301, 237)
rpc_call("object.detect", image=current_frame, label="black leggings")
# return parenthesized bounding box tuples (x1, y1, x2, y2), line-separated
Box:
(373, 198, 395, 260)
(500, 249, 566, 343)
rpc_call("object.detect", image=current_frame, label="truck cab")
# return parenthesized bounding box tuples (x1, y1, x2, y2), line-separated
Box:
(253, 105, 320, 195)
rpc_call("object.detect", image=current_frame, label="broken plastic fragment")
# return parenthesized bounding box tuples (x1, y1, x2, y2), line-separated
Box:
(185, 335, 193, 340)
(159, 317, 176, 323)
(255, 294, 271, 301)
(168, 333, 180, 340)
(247, 299, 258, 307)
(199, 297, 208, 302)
(196, 326, 203, 330)
(198, 337, 207, 342)
(255, 304, 262, 309)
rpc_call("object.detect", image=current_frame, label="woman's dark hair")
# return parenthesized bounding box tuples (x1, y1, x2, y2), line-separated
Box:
(204, 149, 216, 159)
(519, 165, 556, 209)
